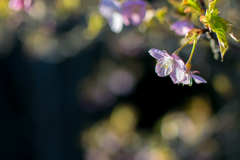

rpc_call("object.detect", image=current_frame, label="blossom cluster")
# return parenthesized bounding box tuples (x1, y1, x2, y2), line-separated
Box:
(149, 49, 206, 86)
(98, 0, 147, 33)
(8, 0, 239, 87)
(97, 0, 208, 86)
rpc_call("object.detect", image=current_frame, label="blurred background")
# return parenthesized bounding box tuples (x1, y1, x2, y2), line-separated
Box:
(1, 0, 240, 160)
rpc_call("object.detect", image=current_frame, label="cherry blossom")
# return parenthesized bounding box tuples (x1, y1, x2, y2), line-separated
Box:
(179, 70, 207, 86)
(149, 49, 186, 84)
(99, 0, 124, 33)
(170, 20, 194, 36)
(122, 0, 147, 26)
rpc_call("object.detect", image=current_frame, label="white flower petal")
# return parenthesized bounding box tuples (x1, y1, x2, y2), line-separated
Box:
(111, 12, 124, 33)
(169, 66, 186, 84)
(171, 54, 186, 71)
(149, 49, 171, 60)
(156, 58, 174, 77)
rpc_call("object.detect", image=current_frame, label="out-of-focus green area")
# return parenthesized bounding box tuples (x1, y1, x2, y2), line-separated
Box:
(1, 0, 240, 160)
(81, 95, 240, 160)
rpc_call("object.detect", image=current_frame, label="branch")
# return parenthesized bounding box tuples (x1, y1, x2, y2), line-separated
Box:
(199, 0, 206, 14)
(202, 30, 240, 60)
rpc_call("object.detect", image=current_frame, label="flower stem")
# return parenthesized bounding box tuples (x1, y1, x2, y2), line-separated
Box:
(173, 37, 194, 55)
(186, 36, 197, 70)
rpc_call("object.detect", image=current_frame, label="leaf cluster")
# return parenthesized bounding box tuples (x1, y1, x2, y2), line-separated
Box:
(181, 0, 203, 14)
(199, 0, 240, 59)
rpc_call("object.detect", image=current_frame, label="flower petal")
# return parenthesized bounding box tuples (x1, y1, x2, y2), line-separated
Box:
(191, 71, 200, 74)
(171, 54, 187, 71)
(111, 12, 124, 33)
(9, 0, 24, 11)
(180, 74, 190, 85)
(99, 0, 121, 19)
(24, 0, 33, 11)
(191, 74, 207, 84)
(130, 13, 141, 26)
(169, 66, 185, 84)
(122, 0, 146, 26)
(123, 15, 130, 26)
(170, 21, 194, 36)
(149, 49, 171, 60)
(156, 58, 174, 77)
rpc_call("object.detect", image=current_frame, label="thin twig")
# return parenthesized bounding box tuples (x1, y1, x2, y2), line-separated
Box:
(199, 0, 206, 11)
(199, 0, 206, 14)
(203, 31, 240, 60)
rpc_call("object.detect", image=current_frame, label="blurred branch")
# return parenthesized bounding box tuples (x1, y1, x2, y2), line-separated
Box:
(199, 0, 206, 13)
(205, 31, 221, 60)
(203, 31, 240, 60)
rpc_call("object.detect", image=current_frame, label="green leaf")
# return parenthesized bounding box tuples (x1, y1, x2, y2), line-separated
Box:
(217, 17, 240, 42)
(216, 17, 232, 31)
(211, 22, 229, 59)
(187, 0, 201, 11)
(208, 0, 218, 11)
(202, 0, 240, 59)
(181, 0, 201, 12)
(205, 0, 219, 22)
(209, 7, 219, 21)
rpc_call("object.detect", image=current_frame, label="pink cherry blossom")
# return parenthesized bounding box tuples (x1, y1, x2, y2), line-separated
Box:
(98, 0, 124, 33)
(170, 20, 194, 36)
(9, 0, 34, 12)
(149, 49, 187, 84)
(122, 0, 147, 26)
(179, 70, 207, 86)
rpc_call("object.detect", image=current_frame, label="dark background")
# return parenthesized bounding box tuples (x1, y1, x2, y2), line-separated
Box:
(1, 0, 240, 160)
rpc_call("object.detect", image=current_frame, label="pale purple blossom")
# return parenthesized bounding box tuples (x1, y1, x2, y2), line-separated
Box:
(122, 0, 147, 26)
(180, 70, 207, 85)
(170, 20, 194, 36)
(98, 0, 124, 33)
(149, 49, 187, 84)
(9, 0, 34, 12)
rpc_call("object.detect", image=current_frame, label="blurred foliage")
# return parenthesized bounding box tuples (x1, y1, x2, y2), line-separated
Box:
(80, 94, 237, 160)
(1, 0, 240, 160)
